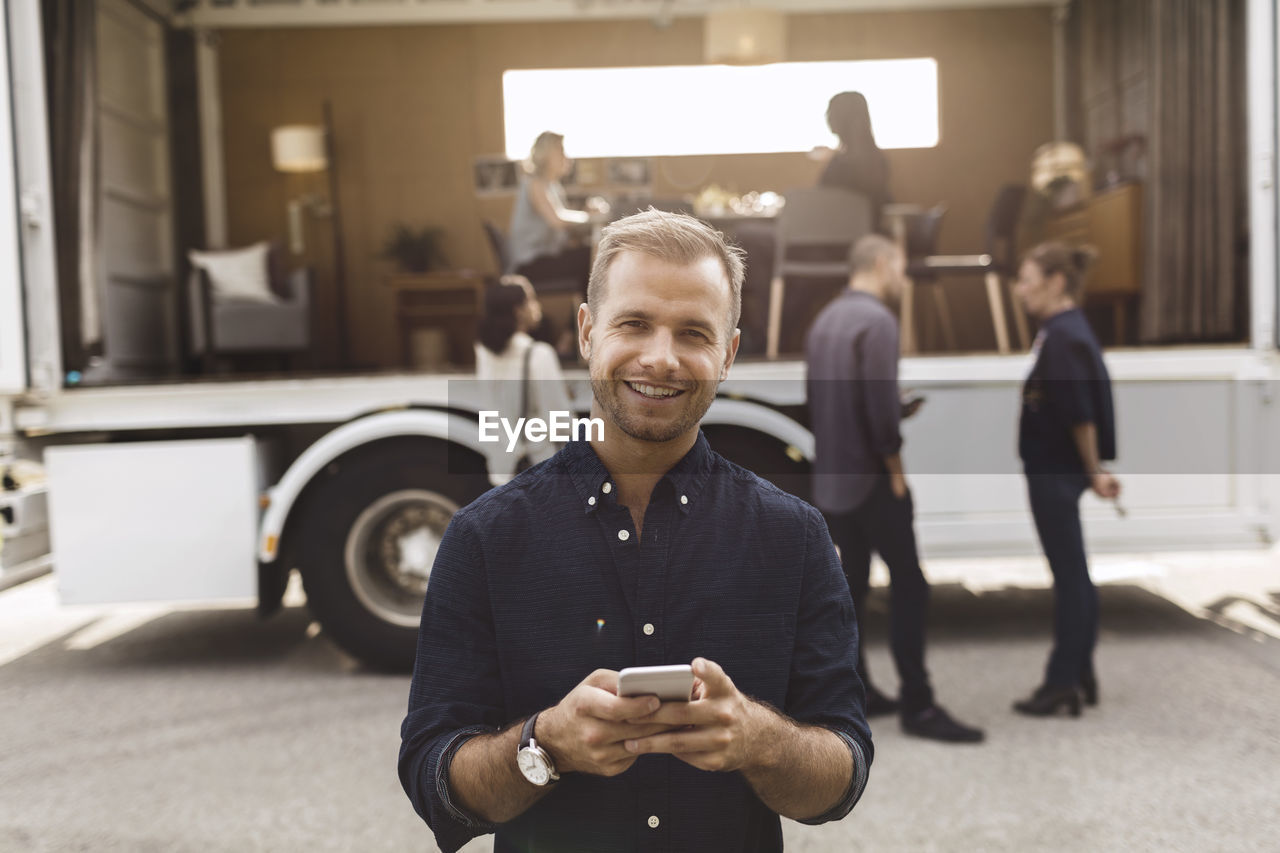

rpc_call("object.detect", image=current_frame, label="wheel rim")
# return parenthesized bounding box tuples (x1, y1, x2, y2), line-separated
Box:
(344, 488, 458, 628)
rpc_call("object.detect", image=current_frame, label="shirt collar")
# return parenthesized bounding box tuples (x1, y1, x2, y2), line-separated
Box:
(1043, 306, 1082, 329)
(844, 289, 883, 305)
(560, 431, 715, 516)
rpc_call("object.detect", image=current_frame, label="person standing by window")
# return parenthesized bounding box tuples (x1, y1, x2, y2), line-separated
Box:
(1012, 242, 1121, 717)
(812, 91, 890, 234)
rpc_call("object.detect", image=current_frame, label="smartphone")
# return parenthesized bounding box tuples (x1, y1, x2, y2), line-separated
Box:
(617, 664, 694, 702)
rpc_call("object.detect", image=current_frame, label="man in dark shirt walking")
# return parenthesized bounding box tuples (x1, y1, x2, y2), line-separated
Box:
(400, 210, 872, 852)
(806, 234, 983, 743)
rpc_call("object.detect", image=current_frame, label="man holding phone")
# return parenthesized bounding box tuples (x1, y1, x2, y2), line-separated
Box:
(805, 234, 983, 743)
(400, 210, 872, 852)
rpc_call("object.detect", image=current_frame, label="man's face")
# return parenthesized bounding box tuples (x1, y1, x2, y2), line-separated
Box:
(579, 251, 740, 446)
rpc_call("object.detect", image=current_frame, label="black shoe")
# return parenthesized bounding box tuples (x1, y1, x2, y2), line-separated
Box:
(1013, 684, 1083, 717)
(864, 684, 900, 718)
(1079, 675, 1098, 707)
(900, 705, 985, 743)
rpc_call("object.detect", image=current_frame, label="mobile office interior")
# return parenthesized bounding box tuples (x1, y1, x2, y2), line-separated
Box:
(2, 0, 1279, 600)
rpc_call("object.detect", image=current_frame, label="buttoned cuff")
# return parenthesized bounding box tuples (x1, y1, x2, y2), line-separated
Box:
(795, 729, 869, 825)
(435, 726, 500, 832)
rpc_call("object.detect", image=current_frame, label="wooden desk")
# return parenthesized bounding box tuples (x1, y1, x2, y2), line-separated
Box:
(1043, 183, 1143, 345)
(385, 271, 485, 369)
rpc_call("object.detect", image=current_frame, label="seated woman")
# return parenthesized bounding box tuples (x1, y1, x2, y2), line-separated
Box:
(507, 132, 594, 354)
(475, 275, 574, 476)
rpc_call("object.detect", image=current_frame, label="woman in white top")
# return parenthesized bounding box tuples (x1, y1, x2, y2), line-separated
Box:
(475, 276, 575, 470)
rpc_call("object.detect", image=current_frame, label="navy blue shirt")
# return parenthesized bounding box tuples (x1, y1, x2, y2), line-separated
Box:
(399, 433, 872, 853)
(1019, 308, 1117, 474)
(806, 290, 904, 513)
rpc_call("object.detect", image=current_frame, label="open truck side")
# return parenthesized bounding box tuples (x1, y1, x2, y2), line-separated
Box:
(3, 0, 1279, 671)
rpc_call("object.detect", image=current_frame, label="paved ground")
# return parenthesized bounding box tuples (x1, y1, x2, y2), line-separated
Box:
(0, 549, 1276, 852)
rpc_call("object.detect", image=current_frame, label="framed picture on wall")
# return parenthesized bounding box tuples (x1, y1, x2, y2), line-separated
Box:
(473, 156, 520, 196)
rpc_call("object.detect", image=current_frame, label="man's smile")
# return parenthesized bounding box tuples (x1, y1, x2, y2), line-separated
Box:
(624, 381, 686, 400)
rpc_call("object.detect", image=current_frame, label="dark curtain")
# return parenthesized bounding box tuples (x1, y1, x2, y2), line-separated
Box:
(1142, 0, 1247, 342)
(42, 0, 98, 373)
(167, 28, 207, 370)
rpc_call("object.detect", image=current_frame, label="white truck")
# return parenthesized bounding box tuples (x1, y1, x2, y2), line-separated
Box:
(2, 0, 1279, 671)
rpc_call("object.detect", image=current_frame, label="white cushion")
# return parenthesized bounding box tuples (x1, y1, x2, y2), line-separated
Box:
(189, 242, 279, 304)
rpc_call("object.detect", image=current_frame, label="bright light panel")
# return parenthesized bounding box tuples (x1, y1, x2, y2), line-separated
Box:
(503, 59, 938, 160)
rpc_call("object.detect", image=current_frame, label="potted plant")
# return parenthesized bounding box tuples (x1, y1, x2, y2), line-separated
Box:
(380, 224, 448, 274)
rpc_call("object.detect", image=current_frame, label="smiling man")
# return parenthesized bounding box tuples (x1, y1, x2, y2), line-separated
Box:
(400, 210, 872, 853)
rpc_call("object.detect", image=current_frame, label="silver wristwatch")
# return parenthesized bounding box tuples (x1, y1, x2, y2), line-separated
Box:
(516, 711, 559, 786)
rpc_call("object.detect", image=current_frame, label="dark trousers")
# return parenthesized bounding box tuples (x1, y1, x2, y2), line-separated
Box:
(823, 478, 934, 713)
(1026, 473, 1098, 688)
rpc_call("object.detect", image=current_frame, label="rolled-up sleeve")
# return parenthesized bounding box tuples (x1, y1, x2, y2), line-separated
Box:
(398, 509, 505, 853)
(786, 508, 874, 823)
(858, 317, 903, 459)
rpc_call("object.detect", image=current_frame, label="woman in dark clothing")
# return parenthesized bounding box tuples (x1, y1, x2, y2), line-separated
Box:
(815, 91, 891, 233)
(1012, 242, 1121, 717)
(753, 91, 893, 354)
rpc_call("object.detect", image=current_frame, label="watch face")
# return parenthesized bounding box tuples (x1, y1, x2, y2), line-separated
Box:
(517, 748, 550, 786)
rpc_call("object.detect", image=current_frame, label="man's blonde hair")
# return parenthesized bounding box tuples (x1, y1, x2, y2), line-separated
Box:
(587, 208, 745, 335)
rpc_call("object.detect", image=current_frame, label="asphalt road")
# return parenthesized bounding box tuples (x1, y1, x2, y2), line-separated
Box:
(1, 562, 1277, 853)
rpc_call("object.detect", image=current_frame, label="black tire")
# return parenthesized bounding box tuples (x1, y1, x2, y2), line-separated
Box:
(294, 439, 489, 671)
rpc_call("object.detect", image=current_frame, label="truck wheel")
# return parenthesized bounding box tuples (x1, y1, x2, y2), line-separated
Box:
(295, 441, 489, 671)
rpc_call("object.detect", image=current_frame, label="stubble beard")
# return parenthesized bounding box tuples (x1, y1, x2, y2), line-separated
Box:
(590, 377, 719, 444)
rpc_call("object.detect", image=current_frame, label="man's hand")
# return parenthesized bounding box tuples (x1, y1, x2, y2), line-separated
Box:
(890, 472, 909, 500)
(621, 658, 771, 773)
(537, 669, 674, 777)
(1090, 470, 1121, 500)
(900, 392, 925, 419)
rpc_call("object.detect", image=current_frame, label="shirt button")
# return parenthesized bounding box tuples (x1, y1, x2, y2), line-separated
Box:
(643, 623, 655, 636)
(617, 529, 630, 542)
(602, 482, 613, 494)
(588, 496, 596, 506)
(647, 815, 660, 829)
(680, 495, 688, 505)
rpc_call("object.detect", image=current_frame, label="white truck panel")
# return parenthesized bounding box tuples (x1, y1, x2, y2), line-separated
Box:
(0, 2, 26, 395)
(5, 0, 63, 394)
(46, 437, 261, 604)
(1247, 0, 1278, 350)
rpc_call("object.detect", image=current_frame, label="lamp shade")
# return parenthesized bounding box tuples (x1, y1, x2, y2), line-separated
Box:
(271, 125, 328, 173)
(705, 7, 786, 65)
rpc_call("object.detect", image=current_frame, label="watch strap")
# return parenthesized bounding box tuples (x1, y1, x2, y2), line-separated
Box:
(519, 711, 540, 750)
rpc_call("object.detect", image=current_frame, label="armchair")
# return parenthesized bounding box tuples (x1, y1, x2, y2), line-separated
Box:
(187, 251, 311, 367)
